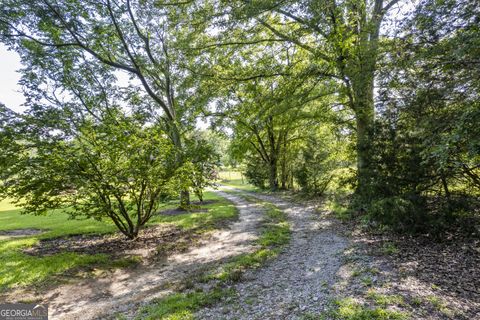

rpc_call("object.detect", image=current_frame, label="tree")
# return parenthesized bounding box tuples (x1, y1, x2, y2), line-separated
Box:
(366, 0, 480, 230)
(222, 81, 326, 190)
(0, 103, 19, 172)
(0, 104, 177, 239)
(183, 131, 221, 202)
(0, 0, 211, 206)
(214, 0, 402, 199)
(0, 48, 186, 239)
(206, 40, 336, 190)
(294, 124, 349, 195)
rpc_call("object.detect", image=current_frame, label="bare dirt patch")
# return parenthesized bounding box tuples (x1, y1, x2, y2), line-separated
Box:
(192, 199, 219, 206)
(159, 208, 208, 216)
(375, 234, 478, 317)
(22, 224, 201, 260)
(22, 200, 225, 260)
(372, 234, 479, 297)
(0, 228, 45, 240)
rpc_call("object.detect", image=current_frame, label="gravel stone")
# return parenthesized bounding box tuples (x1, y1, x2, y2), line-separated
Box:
(196, 190, 349, 320)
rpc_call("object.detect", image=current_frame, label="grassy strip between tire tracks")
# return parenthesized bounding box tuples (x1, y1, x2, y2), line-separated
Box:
(136, 192, 291, 320)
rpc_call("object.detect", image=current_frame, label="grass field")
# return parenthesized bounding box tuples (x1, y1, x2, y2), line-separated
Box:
(149, 192, 238, 231)
(218, 170, 257, 192)
(0, 191, 237, 291)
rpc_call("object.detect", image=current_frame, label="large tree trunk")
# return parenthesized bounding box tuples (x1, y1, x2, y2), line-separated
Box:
(269, 158, 279, 191)
(353, 61, 375, 200)
(169, 122, 190, 207)
(266, 116, 279, 191)
(280, 132, 288, 189)
(353, 86, 375, 199)
(349, 13, 381, 201)
(280, 158, 287, 190)
(180, 189, 191, 207)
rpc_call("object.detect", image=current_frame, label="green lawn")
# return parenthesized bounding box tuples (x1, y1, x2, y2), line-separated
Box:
(218, 170, 257, 192)
(0, 201, 117, 238)
(0, 191, 237, 291)
(150, 193, 238, 231)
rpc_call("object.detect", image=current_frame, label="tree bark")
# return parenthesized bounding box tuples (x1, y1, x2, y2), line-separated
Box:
(347, 8, 381, 200)
(180, 189, 191, 207)
(280, 132, 288, 189)
(266, 116, 279, 191)
(169, 121, 191, 207)
(269, 157, 279, 191)
(280, 158, 287, 190)
(354, 90, 375, 198)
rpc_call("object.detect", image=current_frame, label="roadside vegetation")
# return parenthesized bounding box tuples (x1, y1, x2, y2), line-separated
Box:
(0, 0, 477, 244)
(0, 192, 237, 291)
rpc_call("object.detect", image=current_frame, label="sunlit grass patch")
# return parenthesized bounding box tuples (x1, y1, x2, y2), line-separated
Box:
(331, 298, 409, 320)
(218, 170, 243, 181)
(0, 201, 115, 291)
(425, 295, 454, 316)
(222, 179, 258, 192)
(381, 242, 399, 255)
(324, 197, 354, 221)
(150, 192, 238, 231)
(218, 170, 257, 192)
(257, 222, 290, 247)
(256, 204, 291, 247)
(0, 202, 116, 239)
(366, 289, 405, 307)
(0, 249, 108, 290)
(0, 191, 238, 291)
(136, 288, 233, 320)
(204, 249, 278, 283)
(0, 237, 143, 291)
(0, 199, 18, 212)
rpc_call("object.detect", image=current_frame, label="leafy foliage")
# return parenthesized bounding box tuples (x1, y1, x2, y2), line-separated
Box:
(0, 104, 178, 239)
(366, 0, 480, 231)
(0, 0, 479, 236)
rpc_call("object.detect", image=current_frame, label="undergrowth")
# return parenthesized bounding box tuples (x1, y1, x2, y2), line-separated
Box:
(308, 298, 409, 320)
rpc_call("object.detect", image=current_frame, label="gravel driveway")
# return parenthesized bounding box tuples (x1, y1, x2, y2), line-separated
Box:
(196, 190, 350, 320)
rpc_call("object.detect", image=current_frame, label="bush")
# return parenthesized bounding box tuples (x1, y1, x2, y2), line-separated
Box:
(368, 196, 423, 232)
(294, 136, 335, 195)
(244, 156, 269, 189)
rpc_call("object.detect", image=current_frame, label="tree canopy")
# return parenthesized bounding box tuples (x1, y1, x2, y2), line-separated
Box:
(0, 0, 478, 237)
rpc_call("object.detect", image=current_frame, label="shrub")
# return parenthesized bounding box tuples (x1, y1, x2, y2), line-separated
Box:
(368, 196, 422, 231)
